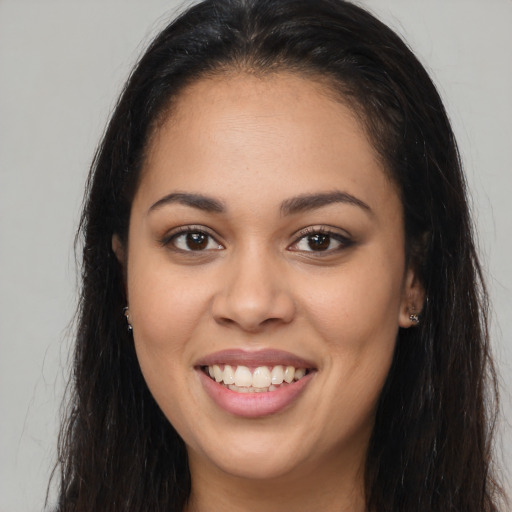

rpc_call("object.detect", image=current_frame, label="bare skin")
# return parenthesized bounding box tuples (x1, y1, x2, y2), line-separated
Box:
(113, 72, 423, 512)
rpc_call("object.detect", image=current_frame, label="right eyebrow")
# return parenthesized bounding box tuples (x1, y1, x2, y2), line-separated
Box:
(147, 192, 225, 215)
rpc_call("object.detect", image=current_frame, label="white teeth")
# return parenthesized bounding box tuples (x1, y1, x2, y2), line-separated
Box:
(223, 364, 235, 385)
(206, 363, 309, 392)
(252, 366, 271, 388)
(284, 366, 295, 383)
(213, 364, 223, 382)
(271, 365, 284, 385)
(294, 368, 306, 380)
(234, 366, 252, 387)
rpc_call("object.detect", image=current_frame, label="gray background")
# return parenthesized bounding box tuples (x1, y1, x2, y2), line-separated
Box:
(1, 1, 510, 510)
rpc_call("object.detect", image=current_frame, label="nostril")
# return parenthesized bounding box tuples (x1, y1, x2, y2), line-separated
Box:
(215, 316, 236, 327)
(210, 269, 296, 331)
(261, 317, 283, 326)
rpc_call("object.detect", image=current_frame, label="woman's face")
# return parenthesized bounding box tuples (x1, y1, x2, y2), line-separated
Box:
(117, 73, 421, 483)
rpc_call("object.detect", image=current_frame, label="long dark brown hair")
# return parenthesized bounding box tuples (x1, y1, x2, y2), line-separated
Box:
(52, 0, 505, 510)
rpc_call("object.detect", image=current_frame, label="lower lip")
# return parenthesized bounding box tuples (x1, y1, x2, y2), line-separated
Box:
(197, 369, 314, 418)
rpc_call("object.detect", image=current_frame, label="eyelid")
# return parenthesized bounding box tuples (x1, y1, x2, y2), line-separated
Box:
(159, 225, 224, 251)
(288, 225, 354, 253)
(159, 224, 352, 254)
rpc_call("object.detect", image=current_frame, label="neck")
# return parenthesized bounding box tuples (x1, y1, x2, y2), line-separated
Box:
(184, 450, 366, 512)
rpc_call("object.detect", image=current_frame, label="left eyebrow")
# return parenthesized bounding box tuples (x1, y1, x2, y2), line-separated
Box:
(280, 191, 373, 217)
(148, 192, 225, 214)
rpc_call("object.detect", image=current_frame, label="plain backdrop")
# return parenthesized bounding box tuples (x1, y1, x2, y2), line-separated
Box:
(1, 1, 511, 510)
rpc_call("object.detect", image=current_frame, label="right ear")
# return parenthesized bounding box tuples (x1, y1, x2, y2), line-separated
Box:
(112, 233, 128, 295)
(112, 233, 126, 266)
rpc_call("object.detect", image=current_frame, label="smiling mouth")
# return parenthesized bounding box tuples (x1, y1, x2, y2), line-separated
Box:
(201, 364, 312, 393)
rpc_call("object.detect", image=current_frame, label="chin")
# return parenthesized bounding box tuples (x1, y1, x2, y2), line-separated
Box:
(207, 449, 302, 481)
(186, 426, 311, 481)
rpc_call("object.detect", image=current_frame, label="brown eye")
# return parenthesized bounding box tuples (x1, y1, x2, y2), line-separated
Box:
(186, 232, 208, 250)
(307, 233, 330, 251)
(170, 230, 223, 252)
(290, 229, 352, 254)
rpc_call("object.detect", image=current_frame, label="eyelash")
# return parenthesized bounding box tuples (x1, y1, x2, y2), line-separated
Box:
(160, 226, 223, 252)
(289, 226, 353, 254)
(160, 225, 353, 254)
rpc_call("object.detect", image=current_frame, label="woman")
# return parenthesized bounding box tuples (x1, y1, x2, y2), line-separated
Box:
(53, 0, 505, 510)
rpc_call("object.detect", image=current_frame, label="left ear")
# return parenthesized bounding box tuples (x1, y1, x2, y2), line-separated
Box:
(112, 233, 128, 295)
(398, 266, 425, 328)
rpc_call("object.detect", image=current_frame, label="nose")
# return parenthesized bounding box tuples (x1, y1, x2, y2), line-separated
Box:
(211, 247, 296, 332)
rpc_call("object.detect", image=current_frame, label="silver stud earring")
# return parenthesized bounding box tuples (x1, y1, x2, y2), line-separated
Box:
(409, 308, 420, 325)
(123, 306, 133, 331)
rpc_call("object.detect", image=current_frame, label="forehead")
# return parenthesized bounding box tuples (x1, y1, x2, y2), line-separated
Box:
(137, 72, 399, 217)
(145, 72, 375, 167)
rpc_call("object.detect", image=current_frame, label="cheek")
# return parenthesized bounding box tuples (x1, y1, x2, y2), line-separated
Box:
(299, 250, 403, 419)
(126, 262, 214, 397)
(303, 252, 404, 346)
(126, 262, 210, 427)
(127, 251, 211, 340)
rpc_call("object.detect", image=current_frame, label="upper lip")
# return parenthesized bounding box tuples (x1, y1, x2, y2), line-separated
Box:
(195, 349, 316, 369)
